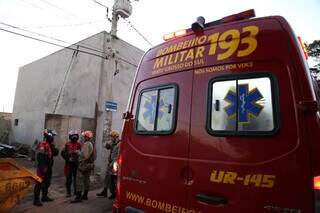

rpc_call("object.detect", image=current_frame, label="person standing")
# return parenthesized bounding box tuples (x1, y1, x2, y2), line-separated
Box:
(71, 130, 95, 203)
(96, 130, 120, 199)
(33, 129, 59, 206)
(61, 130, 81, 197)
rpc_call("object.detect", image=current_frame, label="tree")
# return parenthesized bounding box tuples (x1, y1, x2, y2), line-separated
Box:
(306, 40, 320, 81)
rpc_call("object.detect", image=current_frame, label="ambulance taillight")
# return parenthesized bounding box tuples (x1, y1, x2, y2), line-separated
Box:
(116, 154, 123, 192)
(314, 176, 320, 213)
(315, 176, 320, 190)
(113, 154, 122, 213)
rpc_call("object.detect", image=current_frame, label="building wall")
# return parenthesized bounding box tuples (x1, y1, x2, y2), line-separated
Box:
(0, 112, 11, 120)
(12, 32, 105, 146)
(110, 34, 143, 132)
(44, 114, 96, 176)
(0, 112, 11, 144)
(11, 31, 144, 173)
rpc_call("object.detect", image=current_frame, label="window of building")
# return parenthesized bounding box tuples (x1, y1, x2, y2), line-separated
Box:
(14, 119, 19, 126)
(136, 85, 178, 134)
(208, 74, 279, 136)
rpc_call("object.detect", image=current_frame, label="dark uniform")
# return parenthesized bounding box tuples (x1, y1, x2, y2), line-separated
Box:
(106, 138, 120, 199)
(96, 132, 120, 199)
(33, 129, 58, 206)
(61, 139, 81, 197)
(71, 130, 95, 203)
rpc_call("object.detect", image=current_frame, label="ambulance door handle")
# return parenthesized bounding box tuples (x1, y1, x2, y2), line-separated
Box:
(196, 193, 228, 205)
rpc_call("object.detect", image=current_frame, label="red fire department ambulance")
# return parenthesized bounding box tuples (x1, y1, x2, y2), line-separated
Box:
(114, 10, 320, 213)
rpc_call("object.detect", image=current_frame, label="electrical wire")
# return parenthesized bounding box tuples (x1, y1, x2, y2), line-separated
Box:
(0, 27, 138, 67)
(17, 0, 75, 21)
(0, 21, 71, 45)
(0, 27, 104, 58)
(0, 21, 137, 67)
(19, 0, 45, 10)
(5, 20, 105, 29)
(122, 18, 153, 46)
(38, 0, 79, 18)
(89, 0, 152, 46)
(91, 0, 109, 9)
(0, 21, 107, 55)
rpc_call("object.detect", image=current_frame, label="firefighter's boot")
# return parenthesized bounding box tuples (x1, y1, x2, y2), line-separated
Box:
(96, 187, 108, 197)
(71, 191, 82, 203)
(82, 190, 88, 200)
(33, 197, 43, 207)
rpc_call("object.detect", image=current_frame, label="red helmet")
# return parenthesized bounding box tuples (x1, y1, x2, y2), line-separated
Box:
(81, 130, 94, 139)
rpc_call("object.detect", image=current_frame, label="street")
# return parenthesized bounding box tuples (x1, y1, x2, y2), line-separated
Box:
(11, 189, 113, 213)
(10, 158, 113, 213)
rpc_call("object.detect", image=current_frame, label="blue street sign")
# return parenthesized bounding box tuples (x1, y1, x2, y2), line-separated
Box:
(105, 101, 117, 112)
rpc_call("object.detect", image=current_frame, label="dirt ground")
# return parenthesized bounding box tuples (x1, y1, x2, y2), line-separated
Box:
(11, 189, 114, 213)
(9, 158, 113, 213)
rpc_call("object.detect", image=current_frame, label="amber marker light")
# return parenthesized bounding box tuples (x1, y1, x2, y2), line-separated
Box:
(315, 176, 320, 190)
(298, 36, 309, 60)
(163, 29, 187, 41)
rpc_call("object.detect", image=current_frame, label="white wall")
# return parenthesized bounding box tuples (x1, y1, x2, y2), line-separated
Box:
(11, 31, 144, 173)
(11, 32, 105, 146)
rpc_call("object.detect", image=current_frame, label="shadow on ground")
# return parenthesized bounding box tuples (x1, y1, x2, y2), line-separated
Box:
(10, 158, 113, 213)
(11, 189, 113, 213)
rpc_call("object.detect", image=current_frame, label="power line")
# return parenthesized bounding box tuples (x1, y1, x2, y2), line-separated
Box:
(0, 27, 138, 67)
(89, 0, 152, 46)
(91, 0, 109, 9)
(38, 0, 79, 18)
(17, 0, 73, 21)
(122, 18, 153, 46)
(0, 21, 70, 45)
(0, 21, 107, 56)
(0, 21, 138, 67)
(19, 0, 45, 10)
(0, 27, 105, 58)
(6, 20, 105, 29)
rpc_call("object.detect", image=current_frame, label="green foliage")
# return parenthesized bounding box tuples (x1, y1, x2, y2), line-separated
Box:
(306, 40, 320, 58)
(306, 40, 320, 69)
(306, 40, 320, 81)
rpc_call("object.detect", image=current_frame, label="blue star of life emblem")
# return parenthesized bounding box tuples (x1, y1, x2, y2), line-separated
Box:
(224, 84, 264, 123)
(143, 95, 165, 124)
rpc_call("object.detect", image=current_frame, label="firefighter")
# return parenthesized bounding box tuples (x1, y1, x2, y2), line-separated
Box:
(61, 130, 81, 197)
(33, 129, 59, 207)
(71, 130, 95, 203)
(96, 130, 120, 199)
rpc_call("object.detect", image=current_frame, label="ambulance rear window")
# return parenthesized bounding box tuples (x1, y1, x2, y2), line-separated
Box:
(207, 73, 279, 136)
(135, 85, 178, 135)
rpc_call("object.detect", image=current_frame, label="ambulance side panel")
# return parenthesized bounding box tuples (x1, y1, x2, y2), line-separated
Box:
(118, 68, 194, 212)
(186, 17, 313, 212)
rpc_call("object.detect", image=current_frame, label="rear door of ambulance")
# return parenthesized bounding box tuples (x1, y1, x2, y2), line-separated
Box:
(119, 34, 196, 212)
(187, 17, 313, 212)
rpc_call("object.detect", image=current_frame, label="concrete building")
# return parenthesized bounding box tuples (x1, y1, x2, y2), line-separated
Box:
(0, 112, 11, 144)
(11, 31, 144, 174)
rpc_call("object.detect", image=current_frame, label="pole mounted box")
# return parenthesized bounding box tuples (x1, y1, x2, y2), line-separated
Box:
(113, 0, 132, 18)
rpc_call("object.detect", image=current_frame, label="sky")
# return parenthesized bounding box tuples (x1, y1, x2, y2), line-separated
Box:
(0, 0, 319, 112)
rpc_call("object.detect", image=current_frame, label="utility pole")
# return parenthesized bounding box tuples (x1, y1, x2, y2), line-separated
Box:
(102, 0, 133, 143)
(95, 0, 133, 174)
(110, 5, 118, 37)
(110, 0, 132, 37)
